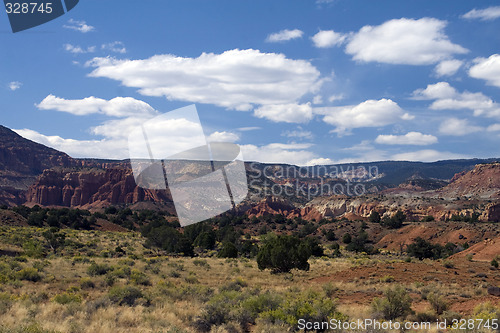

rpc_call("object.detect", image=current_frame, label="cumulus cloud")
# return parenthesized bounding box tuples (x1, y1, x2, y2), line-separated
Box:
(207, 131, 240, 143)
(434, 59, 463, 77)
(311, 30, 347, 48)
(64, 44, 96, 54)
(462, 6, 500, 21)
(37, 95, 157, 117)
(469, 54, 500, 88)
(241, 143, 319, 166)
(63, 19, 95, 33)
(14, 128, 127, 159)
(254, 103, 313, 123)
(315, 99, 413, 135)
(391, 149, 467, 162)
(439, 118, 483, 136)
(86, 49, 322, 111)
(281, 128, 313, 140)
(345, 18, 468, 65)
(412, 82, 500, 118)
(101, 41, 127, 54)
(266, 29, 303, 42)
(375, 132, 438, 145)
(307, 157, 335, 166)
(8, 81, 22, 91)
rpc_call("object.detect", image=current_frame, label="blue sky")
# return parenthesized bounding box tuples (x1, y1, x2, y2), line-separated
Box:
(1, 0, 500, 165)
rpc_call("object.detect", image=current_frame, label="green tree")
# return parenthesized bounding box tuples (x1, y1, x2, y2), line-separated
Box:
(218, 242, 238, 258)
(369, 211, 381, 223)
(257, 234, 311, 273)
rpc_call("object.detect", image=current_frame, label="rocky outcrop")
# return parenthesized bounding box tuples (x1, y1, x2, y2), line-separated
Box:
(26, 168, 172, 208)
(438, 163, 500, 199)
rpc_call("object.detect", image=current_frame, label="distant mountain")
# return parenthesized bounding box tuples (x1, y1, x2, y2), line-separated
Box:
(1, 124, 499, 218)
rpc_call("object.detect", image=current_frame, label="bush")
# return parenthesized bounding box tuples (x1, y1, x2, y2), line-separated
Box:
(257, 234, 311, 273)
(130, 270, 151, 285)
(53, 291, 82, 304)
(80, 277, 95, 289)
(16, 267, 42, 282)
(108, 285, 143, 306)
(427, 292, 448, 315)
(371, 285, 413, 320)
(406, 237, 443, 260)
(369, 211, 381, 223)
(342, 233, 352, 244)
(87, 262, 112, 276)
(491, 259, 499, 268)
(218, 242, 238, 258)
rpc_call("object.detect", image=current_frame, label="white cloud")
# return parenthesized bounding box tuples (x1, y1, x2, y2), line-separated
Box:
(64, 44, 96, 54)
(345, 18, 468, 65)
(281, 128, 313, 140)
(8, 81, 22, 91)
(241, 142, 318, 165)
(266, 29, 303, 42)
(14, 128, 127, 159)
(307, 157, 335, 166)
(315, 99, 413, 134)
(392, 149, 467, 162)
(469, 54, 500, 88)
(63, 19, 95, 33)
(413, 82, 500, 118)
(487, 124, 500, 132)
(237, 127, 261, 132)
(101, 41, 127, 54)
(328, 94, 344, 102)
(375, 132, 438, 145)
(312, 95, 323, 105)
(439, 118, 483, 136)
(87, 49, 322, 111)
(412, 81, 456, 100)
(254, 103, 313, 123)
(312, 30, 347, 48)
(207, 131, 240, 143)
(434, 59, 463, 77)
(462, 6, 500, 21)
(37, 95, 157, 117)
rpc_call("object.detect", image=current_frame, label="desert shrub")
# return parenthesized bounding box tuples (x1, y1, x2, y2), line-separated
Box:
(183, 275, 198, 285)
(53, 291, 82, 304)
(256, 234, 311, 273)
(0, 293, 12, 315)
(130, 270, 151, 285)
(220, 277, 248, 292)
(193, 259, 211, 269)
(260, 290, 345, 327)
(118, 258, 135, 266)
(302, 237, 324, 257)
(218, 242, 238, 258)
(87, 262, 112, 276)
(380, 275, 395, 283)
(79, 277, 95, 289)
(16, 267, 42, 282)
(421, 215, 435, 222)
(104, 273, 116, 287)
(442, 260, 455, 268)
(473, 302, 500, 321)
(371, 285, 413, 320)
(169, 270, 181, 278)
(441, 310, 461, 323)
(322, 282, 338, 298)
(491, 259, 499, 268)
(241, 292, 282, 322)
(427, 292, 448, 315)
(22, 240, 46, 258)
(413, 311, 438, 322)
(108, 285, 143, 306)
(112, 265, 131, 278)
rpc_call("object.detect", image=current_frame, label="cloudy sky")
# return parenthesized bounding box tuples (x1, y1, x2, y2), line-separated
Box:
(1, 0, 500, 165)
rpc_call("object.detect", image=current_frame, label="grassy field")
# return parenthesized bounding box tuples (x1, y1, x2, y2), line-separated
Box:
(0, 226, 499, 333)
